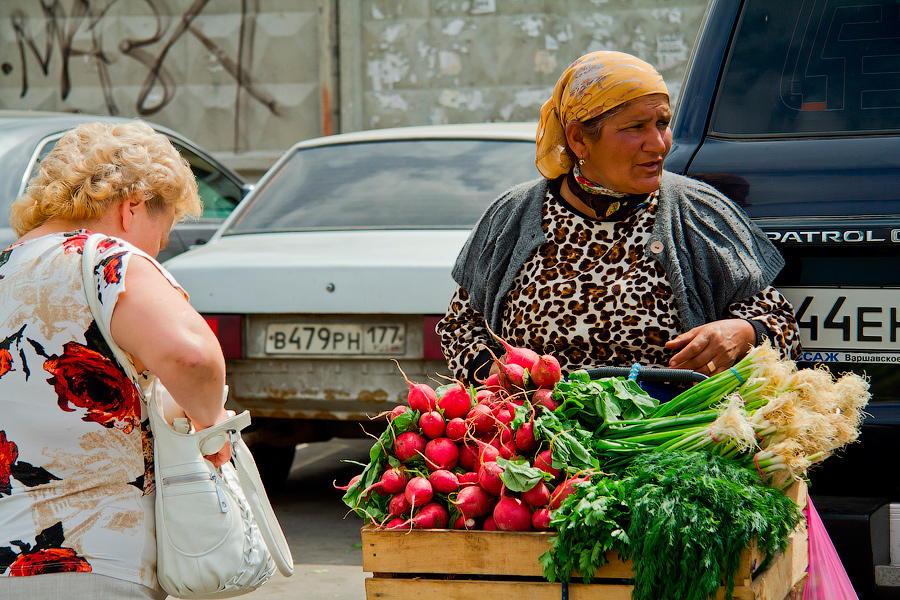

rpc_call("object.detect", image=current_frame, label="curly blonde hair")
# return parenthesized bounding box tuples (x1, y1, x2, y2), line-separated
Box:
(10, 120, 201, 236)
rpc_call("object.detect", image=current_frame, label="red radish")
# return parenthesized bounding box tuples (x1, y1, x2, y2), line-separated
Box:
(493, 404, 514, 427)
(532, 508, 552, 531)
(333, 474, 361, 491)
(498, 440, 518, 460)
(521, 481, 551, 507)
(478, 461, 504, 496)
(388, 493, 412, 517)
(457, 471, 479, 486)
(453, 485, 494, 518)
(384, 517, 407, 530)
(535, 450, 560, 479)
(438, 384, 472, 419)
(514, 421, 539, 453)
(488, 331, 540, 372)
(498, 363, 527, 392)
(550, 476, 590, 510)
(445, 417, 468, 442)
(378, 468, 407, 495)
(389, 405, 408, 420)
(493, 497, 532, 531)
(457, 442, 478, 471)
(466, 404, 494, 435)
(483, 516, 498, 530)
(424, 438, 459, 471)
(411, 502, 449, 529)
(404, 476, 433, 509)
(482, 373, 502, 393)
(453, 515, 477, 530)
(475, 389, 494, 405)
(531, 354, 562, 389)
(394, 431, 426, 463)
(474, 439, 500, 468)
(428, 469, 460, 494)
(532, 388, 559, 412)
(395, 362, 439, 411)
(418, 411, 446, 439)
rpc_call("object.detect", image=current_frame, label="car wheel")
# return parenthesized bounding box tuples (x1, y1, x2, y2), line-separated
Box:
(249, 443, 296, 492)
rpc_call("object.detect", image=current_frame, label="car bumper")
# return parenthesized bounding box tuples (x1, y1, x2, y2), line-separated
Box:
(223, 357, 450, 420)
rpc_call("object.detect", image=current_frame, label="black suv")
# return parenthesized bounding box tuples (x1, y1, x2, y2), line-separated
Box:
(667, 0, 899, 597)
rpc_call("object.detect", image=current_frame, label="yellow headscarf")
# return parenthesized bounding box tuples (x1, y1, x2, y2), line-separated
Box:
(535, 51, 669, 179)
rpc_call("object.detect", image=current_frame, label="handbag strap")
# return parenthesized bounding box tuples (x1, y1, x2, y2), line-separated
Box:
(81, 233, 143, 385)
(233, 439, 295, 576)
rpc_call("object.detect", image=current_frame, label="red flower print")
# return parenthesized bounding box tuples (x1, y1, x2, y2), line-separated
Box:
(0, 348, 12, 380)
(1, 522, 91, 576)
(44, 342, 140, 433)
(100, 252, 126, 285)
(62, 232, 89, 254)
(0, 431, 19, 496)
(8, 547, 91, 576)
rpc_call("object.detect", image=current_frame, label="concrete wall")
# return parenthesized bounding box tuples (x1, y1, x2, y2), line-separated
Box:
(0, 0, 707, 180)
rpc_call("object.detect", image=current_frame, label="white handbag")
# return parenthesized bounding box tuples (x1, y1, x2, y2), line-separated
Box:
(81, 233, 293, 598)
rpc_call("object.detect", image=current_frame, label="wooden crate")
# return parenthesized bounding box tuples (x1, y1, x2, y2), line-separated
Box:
(362, 482, 808, 600)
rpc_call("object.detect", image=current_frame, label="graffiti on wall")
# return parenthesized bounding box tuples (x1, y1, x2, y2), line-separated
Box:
(3, 0, 279, 144)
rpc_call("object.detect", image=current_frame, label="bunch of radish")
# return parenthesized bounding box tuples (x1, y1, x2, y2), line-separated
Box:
(340, 338, 594, 533)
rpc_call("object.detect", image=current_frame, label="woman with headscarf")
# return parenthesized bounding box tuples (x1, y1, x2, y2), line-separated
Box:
(437, 51, 800, 386)
(0, 121, 228, 599)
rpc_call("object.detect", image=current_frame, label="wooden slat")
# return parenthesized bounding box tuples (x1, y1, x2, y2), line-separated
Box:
(366, 579, 634, 600)
(362, 527, 634, 578)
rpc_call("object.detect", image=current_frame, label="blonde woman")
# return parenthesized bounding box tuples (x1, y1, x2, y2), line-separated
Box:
(0, 121, 228, 599)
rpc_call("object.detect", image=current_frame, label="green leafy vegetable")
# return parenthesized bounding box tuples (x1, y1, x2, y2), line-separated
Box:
(342, 409, 419, 521)
(540, 474, 630, 583)
(554, 372, 658, 429)
(496, 456, 548, 493)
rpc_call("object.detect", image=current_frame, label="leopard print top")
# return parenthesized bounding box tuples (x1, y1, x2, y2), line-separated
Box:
(438, 185, 801, 380)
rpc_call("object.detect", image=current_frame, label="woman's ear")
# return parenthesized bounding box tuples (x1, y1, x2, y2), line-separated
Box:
(565, 120, 587, 163)
(118, 196, 144, 234)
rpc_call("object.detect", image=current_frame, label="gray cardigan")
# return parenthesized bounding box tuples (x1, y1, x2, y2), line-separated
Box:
(451, 171, 784, 334)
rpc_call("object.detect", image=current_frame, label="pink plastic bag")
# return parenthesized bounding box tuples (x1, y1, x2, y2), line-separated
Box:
(803, 497, 860, 600)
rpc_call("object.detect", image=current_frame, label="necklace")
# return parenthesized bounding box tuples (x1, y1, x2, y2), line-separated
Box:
(572, 164, 629, 198)
(566, 166, 650, 220)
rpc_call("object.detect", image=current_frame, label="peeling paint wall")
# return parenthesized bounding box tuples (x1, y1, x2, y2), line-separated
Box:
(340, 0, 707, 131)
(0, 0, 706, 176)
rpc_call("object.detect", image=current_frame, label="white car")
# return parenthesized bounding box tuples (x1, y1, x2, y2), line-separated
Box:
(164, 123, 539, 485)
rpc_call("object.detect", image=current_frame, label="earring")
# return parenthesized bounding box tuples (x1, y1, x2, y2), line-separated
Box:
(578, 158, 585, 166)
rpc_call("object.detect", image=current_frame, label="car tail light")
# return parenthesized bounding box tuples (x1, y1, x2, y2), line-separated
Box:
(423, 316, 444, 361)
(203, 314, 243, 359)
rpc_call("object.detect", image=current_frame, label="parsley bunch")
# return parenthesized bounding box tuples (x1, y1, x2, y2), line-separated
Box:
(620, 452, 801, 600)
(539, 452, 801, 600)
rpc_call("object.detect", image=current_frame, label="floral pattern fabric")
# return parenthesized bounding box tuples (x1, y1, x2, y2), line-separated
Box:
(0, 231, 181, 589)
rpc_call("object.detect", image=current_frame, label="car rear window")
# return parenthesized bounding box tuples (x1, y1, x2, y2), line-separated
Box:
(225, 138, 539, 232)
(711, 0, 900, 136)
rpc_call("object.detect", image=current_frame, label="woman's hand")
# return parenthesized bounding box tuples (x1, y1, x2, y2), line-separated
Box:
(665, 319, 755, 375)
(193, 408, 233, 468)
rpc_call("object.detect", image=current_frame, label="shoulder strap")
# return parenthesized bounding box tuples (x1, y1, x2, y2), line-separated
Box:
(233, 439, 295, 576)
(81, 233, 142, 384)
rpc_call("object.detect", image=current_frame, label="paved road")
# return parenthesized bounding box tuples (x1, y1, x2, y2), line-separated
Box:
(227, 437, 375, 600)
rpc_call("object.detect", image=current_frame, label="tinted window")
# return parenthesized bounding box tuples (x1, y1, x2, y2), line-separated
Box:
(170, 142, 243, 219)
(226, 139, 538, 233)
(712, 0, 900, 135)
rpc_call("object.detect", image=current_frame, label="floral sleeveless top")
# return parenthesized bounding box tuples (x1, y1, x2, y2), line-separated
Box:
(0, 230, 180, 590)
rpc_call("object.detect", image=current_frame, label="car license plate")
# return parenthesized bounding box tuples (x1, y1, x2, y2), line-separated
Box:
(265, 323, 406, 355)
(779, 287, 900, 363)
